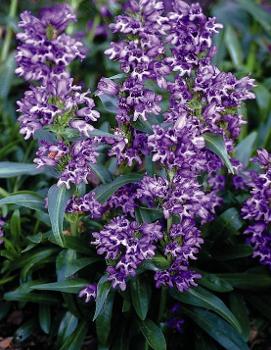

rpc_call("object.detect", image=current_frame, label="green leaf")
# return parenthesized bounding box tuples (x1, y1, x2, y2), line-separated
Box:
(93, 275, 111, 320)
(213, 244, 252, 261)
(199, 273, 234, 292)
(19, 247, 58, 281)
(224, 26, 243, 67)
(57, 312, 78, 346)
(0, 54, 16, 98)
(235, 132, 257, 166)
(216, 272, 271, 289)
(14, 319, 36, 342)
(135, 207, 164, 224)
(98, 94, 118, 113)
(254, 85, 271, 120)
(87, 128, 121, 139)
(4, 282, 59, 304)
(0, 162, 42, 178)
(204, 133, 234, 174)
(96, 292, 114, 346)
(229, 294, 250, 341)
(48, 184, 71, 247)
(30, 279, 88, 293)
(0, 192, 44, 211)
(10, 209, 21, 242)
(133, 118, 153, 134)
(59, 321, 88, 350)
(182, 307, 249, 350)
(130, 277, 151, 320)
(89, 163, 113, 184)
(39, 305, 51, 334)
(56, 249, 99, 281)
(237, 0, 271, 33)
(171, 286, 241, 333)
(137, 319, 167, 350)
(95, 174, 143, 203)
(63, 236, 94, 255)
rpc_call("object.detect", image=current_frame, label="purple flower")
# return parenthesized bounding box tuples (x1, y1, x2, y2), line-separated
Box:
(96, 78, 119, 96)
(79, 284, 97, 302)
(17, 76, 99, 140)
(92, 217, 163, 290)
(241, 149, 271, 268)
(0, 218, 5, 245)
(16, 5, 85, 82)
(67, 191, 105, 219)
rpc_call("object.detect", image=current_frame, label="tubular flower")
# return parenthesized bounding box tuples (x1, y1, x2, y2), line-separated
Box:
(16, 4, 84, 82)
(92, 217, 163, 290)
(242, 150, 271, 268)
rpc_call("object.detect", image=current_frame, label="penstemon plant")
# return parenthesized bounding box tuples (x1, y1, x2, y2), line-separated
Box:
(0, 0, 270, 349)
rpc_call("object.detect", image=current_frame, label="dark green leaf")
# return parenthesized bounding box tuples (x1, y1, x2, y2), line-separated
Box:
(89, 163, 113, 184)
(138, 319, 167, 350)
(30, 279, 88, 293)
(14, 320, 36, 342)
(235, 132, 257, 166)
(0, 192, 44, 211)
(59, 321, 88, 350)
(48, 184, 71, 247)
(130, 277, 151, 320)
(204, 133, 234, 174)
(63, 236, 94, 255)
(214, 244, 252, 261)
(0, 162, 42, 178)
(133, 118, 153, 134)
(93, 275, 111, 320)
(183, 307, 249, 350)
(230, 294, 250, 341)
(39, 304, 51, 334)
(136, 207, 163, 224)
(10, 209, 21, 241)
(57, 312, 78, 346)
(96, 292, 114, 346)
(216, 273, 271, 289)
(95, 174, 143, 203)
(199, 273, 233, 292)
(224, 25, 243, 67)
(4, 281, 59, 304)
(97, 94, 118, 113)
(56, 249, 99, 281)
(171, 286, 241, 333)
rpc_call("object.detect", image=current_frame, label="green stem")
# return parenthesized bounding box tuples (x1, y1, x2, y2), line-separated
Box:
(70, 216, 79, 236)
(1, 0, 18, 62)
(158, 287, 167, 321)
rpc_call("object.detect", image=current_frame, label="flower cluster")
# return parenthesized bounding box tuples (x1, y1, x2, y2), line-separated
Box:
(92, 217, 163, 290)
(91, 0, 255, 292)
(16, 5, 101, 188)
(242, 150, 271, 268)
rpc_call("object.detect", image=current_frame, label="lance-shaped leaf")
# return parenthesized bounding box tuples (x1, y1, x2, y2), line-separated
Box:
(48, 184, 71, 247)
(204, 133, 234, 174)
(0, 162, 42, 178)
(0, 192, 44, 211)
(95, 173, 143, 203)
(137, 319, 167, 350)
